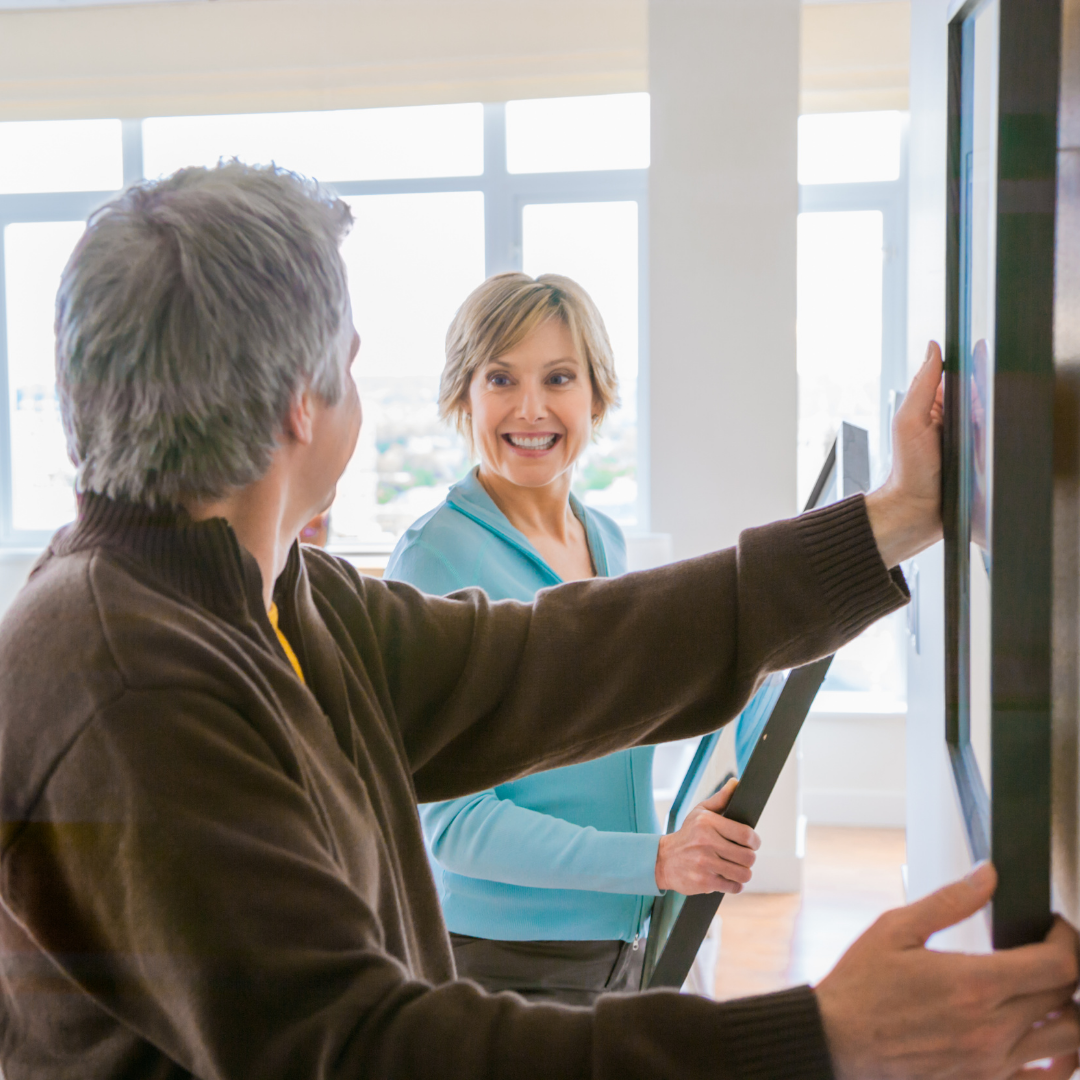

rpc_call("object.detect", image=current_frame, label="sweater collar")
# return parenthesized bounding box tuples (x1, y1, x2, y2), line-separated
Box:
(48, 492, 289, 620)
(446, 468, 609, 580)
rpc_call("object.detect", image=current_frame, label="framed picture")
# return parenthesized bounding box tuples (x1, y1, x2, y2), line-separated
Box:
(943, 0, 1058, 948)
(641, 423, 870, 990)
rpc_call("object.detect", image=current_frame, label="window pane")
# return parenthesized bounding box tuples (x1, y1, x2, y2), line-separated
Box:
(798, 111, 902, 185)
(506, 93, 650, 174)
(522, 200, 638, 526)
(333, 191, 485, 544)
(797, 209, 883, 503)
(143, 104, 484, 182)
(798, 209, 902, 701)
(0, 120, 123, 195)
(4, 221, 84, 532)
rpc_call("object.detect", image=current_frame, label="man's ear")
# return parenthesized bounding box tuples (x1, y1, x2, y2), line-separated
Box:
(283, 388, 316, 446)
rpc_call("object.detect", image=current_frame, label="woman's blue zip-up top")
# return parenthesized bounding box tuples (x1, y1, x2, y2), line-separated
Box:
(385, 468, 660, 943)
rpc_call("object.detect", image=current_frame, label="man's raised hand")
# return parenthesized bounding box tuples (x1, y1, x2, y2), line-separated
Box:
(815, 862, 1080, 1080)
(866, 339, 945, 568)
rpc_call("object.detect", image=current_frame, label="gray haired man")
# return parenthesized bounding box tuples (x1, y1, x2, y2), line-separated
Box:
(0, 162, 1075, 1080)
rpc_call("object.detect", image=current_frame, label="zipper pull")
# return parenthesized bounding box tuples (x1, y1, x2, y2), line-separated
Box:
(632, 933, 640, 951)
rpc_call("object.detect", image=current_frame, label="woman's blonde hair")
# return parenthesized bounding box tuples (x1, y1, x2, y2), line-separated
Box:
(440, 272, 620, 446)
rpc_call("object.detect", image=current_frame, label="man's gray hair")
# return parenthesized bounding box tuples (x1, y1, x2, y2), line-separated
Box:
(55, 161, 353, 507)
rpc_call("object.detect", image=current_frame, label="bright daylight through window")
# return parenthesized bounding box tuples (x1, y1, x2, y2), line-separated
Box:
(798, 109, 908, 706)
(0, 95, 647, 547)
(0, 102, 905, 706)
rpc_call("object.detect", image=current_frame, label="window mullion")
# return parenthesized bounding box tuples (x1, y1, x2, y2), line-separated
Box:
(482, 103, 517, 275)
(0, 230, 15, 543)
(122, 120, 145, 186)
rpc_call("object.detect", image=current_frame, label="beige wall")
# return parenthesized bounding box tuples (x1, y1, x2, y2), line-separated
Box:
(802, 1, 911, 113)
(0, 0, 909, 122)
(0, 0, 648, 121)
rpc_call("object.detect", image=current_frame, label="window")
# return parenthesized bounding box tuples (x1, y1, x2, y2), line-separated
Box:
(4, 221, 85, 532)
(798, 111, 909, 705)
(522, 200, 639, 523)
(506, 93, 650, 174)
(0, 119, 123, 195)
(142, 105, 485, 182)
(0, 98, 647, 547)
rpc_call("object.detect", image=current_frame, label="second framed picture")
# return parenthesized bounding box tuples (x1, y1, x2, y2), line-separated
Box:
(943, 0, 1058, 948)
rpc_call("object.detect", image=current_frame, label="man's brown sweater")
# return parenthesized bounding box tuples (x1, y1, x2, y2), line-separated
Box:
(0, 492, 906, 1080)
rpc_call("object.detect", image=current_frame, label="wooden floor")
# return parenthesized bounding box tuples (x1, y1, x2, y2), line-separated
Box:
(713, 825, 907, 1000)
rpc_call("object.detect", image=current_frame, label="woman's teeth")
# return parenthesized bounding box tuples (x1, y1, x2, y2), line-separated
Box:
(508, 434, 557, 450)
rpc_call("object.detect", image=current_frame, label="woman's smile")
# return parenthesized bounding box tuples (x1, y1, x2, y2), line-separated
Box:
(503, 432, 561, 455)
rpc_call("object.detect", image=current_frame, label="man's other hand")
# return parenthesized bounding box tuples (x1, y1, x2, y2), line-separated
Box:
(816, 862, 1080, 1080)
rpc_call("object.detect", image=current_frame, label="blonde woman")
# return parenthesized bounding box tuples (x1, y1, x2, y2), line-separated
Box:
(385, 273, 761, 1004)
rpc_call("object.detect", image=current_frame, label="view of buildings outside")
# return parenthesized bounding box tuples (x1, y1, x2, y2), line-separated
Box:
(330, 195, 641, 545)
(1, 99, 644, 545)
(523, 200, 640, 530)
(1, 103, 905, 705)
(3, 220, 83, 532)
(1, 104, 905, 705)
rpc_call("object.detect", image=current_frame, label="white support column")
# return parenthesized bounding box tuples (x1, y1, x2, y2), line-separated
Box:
(648, 0, 799, 559)
(648, 0, 802, 892)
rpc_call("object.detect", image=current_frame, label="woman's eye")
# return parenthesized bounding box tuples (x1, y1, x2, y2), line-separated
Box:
(548, 373, 574, 386)
(489, 374, 511, 387)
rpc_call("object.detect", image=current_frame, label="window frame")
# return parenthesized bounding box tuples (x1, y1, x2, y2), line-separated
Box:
(0, 104, 649, 550)
(797, 114, 910, 476)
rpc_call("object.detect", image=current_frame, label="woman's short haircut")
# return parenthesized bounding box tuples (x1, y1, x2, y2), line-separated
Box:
(55, 160, 353, 508)
(440, 272, 620, 445)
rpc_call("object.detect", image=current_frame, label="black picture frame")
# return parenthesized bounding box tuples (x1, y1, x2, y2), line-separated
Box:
(943, 0, 1058, 948)
(641, 423, 871, 990)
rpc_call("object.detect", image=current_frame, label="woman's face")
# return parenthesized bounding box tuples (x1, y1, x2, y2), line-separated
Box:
(467, 317, 595, 491)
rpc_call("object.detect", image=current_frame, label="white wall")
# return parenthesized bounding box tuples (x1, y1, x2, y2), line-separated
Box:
(802, 705, 906, 827)
(648, 0, 801, 889)
(648, 0, 799, 559)
(904, 0, 989, 951)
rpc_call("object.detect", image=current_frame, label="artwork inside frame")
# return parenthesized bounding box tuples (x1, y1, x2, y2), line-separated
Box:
(640, 423, 870, 991)
(943, 0, 1059, 949)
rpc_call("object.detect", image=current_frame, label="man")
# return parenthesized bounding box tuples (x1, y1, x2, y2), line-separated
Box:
(0, 162, 1075, 1080)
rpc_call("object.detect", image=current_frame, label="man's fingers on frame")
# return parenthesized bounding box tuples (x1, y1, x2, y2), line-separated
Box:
(1005, 988, 1080, 1035)
(1007, 1005, 1080, 1073)
(995, 932, 1080, 1001)
(900, 340, 943, 419)
(1012, 1053, 1079, 1080)
(1045, 916, 1080, 970)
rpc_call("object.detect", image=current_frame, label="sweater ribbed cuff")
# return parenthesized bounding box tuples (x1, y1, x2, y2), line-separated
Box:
(595, 982, 835, 1080)
(795, 494, 909, 640)
(709, 985, 835, 1080)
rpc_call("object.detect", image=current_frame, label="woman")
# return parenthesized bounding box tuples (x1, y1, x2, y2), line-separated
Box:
(385, 272, 761, 1004)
